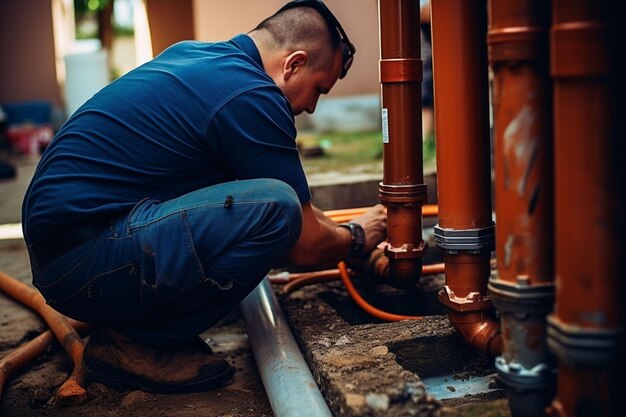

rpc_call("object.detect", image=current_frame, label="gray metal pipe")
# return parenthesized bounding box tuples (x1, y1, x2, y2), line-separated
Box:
(240, 278, 333, 417)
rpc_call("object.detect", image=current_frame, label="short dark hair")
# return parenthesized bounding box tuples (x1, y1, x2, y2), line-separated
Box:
(252, 5, 342, 74)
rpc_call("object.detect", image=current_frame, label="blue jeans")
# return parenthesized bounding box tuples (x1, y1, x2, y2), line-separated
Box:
(29, 179, 302, 348)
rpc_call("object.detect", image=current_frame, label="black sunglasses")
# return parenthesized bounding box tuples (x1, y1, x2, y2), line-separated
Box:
(276, 0, 356, 79)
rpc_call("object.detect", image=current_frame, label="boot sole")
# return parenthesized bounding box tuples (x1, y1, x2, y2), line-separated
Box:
(83, 354, 235, 394)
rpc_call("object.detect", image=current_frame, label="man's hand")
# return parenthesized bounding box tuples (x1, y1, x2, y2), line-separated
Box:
(347, 204, 387, 254)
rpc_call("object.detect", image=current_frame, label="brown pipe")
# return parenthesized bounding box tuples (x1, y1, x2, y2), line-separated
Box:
(486, 0, 556, 415)
(0, 272, 89, 405)
(378, 0, 428, 288)
(546, 1, 622, 416)
(430, 0, 501, 357)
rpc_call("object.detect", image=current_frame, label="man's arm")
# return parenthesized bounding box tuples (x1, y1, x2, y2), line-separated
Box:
(287, 202, 386, 267)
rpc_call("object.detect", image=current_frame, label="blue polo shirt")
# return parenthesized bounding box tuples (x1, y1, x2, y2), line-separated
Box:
(22, 34, 310, 245)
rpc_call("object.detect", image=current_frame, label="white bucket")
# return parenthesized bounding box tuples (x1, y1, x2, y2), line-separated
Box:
(63, 50, 110, 117)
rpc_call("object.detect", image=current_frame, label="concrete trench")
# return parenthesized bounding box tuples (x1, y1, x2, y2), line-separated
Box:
(277, 248, 511, 417)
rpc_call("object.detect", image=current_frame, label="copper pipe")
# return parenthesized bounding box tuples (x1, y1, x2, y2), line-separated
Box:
(0, 272, 89, 404)
(378, 0, 428, 288)
(546, 1, 622, 416)
(486, 0, 556, 414)
(430, 0, 501, 357)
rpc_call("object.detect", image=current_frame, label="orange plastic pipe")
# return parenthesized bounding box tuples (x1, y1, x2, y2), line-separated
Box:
(547, 1, 622, 416)
(377, 0, 428, 287)
(0, 272, 89, 404)
(487, 0, 556, 414)
(430, 0, 502, 357)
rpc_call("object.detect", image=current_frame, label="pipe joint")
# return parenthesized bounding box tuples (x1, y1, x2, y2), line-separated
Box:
(551, 22, 609, 77)
(438, 285, 492, 312)
(546, 315, 623, 367)
(379, 183, 428, 205)
(489, 277, 554, 315)
(379, 58, 422, 83)
(434, 223, 495, 254)
(488, 26, 548, 63)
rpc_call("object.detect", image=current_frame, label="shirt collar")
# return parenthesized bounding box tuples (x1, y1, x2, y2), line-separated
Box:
(230, 34, 264, 70)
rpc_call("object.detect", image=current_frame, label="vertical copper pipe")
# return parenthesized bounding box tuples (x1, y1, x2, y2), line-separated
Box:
(378, 0, 428, 288)
(431, 0, 501, 357)
(486, 1, 556, 415)
(547, 1, 622, 416)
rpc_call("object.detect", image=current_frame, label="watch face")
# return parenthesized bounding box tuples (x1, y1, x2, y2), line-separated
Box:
(353, 223, 365, 245)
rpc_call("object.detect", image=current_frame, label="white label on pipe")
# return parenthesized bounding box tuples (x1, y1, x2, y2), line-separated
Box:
(382, 108, 389, 143)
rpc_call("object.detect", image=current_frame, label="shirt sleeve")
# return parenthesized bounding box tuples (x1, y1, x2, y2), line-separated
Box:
(205, 85, 312, 203)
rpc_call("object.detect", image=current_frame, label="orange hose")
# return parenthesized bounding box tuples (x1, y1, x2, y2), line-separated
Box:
(338, 261, 422, 321)
(325, 204, 438, 222)
(281, 271, 349, 294)
(281, 263, 445, 295)
(0, 271, 89, 404)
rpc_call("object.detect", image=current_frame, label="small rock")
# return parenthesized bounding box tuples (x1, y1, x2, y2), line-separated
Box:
(32, 387, 49, 404)
(344, 383, 355, 390)
(317, 337, 332, 348)
(368, 345, 388, 356)
(345, 393, 365, 407)
(120, 390, 151, 410)
(334, 335, 350, 346)
(365, 393, 390, 411)
(87, 383, 110, 399)
(303, 302, 313, 310)
(328, 324, 336, 330)
(288, 290, 305, 299)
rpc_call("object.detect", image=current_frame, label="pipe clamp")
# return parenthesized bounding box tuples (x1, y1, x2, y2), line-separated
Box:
(434, 223, 495, 252)
(546, 315, 623, 366)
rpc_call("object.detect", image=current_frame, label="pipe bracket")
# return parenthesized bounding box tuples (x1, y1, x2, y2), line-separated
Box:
(489, 277, 554, 315)
(379, 183, 428, 204)
(379, 58, 422, 83)
(438, 285, 492, 312)
(434, 223, 495, 253)
(546, 315, 623, 366)
(384, 240, 427, 260)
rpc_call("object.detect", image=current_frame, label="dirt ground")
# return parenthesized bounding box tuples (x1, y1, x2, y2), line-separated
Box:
(0, 239, 273, 417)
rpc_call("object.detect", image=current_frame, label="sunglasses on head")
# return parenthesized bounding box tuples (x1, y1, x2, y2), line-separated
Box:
(276, 0, 356, 79)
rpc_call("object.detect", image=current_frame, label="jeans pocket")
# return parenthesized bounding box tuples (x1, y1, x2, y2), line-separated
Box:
(130, 210, 208, 299)
(51, 263, 146, 324)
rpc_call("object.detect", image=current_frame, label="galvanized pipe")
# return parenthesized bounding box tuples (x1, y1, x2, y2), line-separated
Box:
(546, 1, 623, 416)
(486, 0, 556, 415)
(240, 278, 333, 417)
(377, 0, 428, 288)
(430, 0, 502, 357)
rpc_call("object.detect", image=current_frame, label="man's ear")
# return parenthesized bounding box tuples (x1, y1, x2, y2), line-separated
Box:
(283, 50, 308, 80)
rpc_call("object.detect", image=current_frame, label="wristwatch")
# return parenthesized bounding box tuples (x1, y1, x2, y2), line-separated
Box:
(338, 222, 366, 258)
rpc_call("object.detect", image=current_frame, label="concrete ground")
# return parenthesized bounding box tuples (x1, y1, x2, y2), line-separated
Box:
(0, 155, 512, 416)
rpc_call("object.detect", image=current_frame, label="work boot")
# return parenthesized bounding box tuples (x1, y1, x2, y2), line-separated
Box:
(83, 328, 235, 394)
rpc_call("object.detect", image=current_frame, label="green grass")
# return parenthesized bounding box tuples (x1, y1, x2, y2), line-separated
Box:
(298, 130, 437, 176)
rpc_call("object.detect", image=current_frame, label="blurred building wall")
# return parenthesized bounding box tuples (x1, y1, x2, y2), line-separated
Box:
(145, 1, 380, 98)
(0, 0, 61, 107)
(145, 0, 194, 57)
(191, 0, 379, 98)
